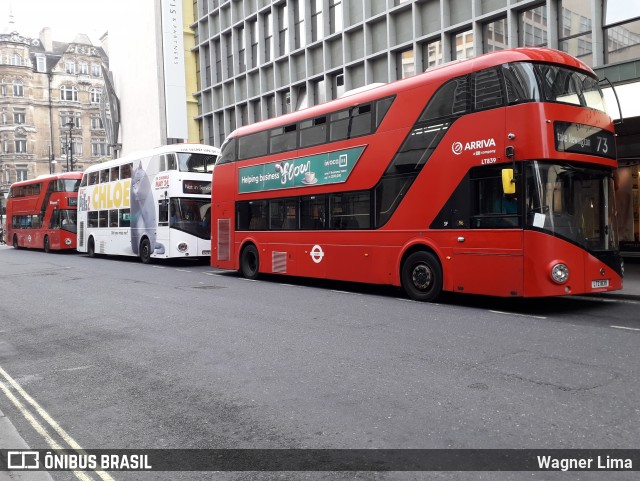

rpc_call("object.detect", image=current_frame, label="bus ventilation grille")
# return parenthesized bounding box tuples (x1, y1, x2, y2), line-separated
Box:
(272, 251, 287, 274)
(217, 218, 230, 261)
(78, 222, 84, 247)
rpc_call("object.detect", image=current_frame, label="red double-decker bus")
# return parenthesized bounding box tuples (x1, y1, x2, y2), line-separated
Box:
(210, 48, 623, 301)
(6, 172, 82, 252)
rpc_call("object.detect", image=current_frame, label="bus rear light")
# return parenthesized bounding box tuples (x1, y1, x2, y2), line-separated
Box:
(550, 263, 570, 284)
(177, 242, 188, 253)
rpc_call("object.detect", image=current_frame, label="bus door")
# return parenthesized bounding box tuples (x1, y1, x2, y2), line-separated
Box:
(447, 165, 524, 297)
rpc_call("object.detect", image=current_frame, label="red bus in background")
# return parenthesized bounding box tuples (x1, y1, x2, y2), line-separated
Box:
(6, 172, 82, 252)
(211, 47, 623, 301)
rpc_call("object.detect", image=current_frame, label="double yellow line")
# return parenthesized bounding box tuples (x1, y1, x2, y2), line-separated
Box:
(0, 365, 115, 481)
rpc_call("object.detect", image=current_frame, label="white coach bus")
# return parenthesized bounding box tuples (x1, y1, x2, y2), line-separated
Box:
(77, 144, 219, 263)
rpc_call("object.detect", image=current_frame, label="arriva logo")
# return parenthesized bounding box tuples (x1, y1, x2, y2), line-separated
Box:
(452, 138, 496, 155)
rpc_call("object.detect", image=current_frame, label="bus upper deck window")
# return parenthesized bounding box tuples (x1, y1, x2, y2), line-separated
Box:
(100, 170, 109, 183)
(166, 153, 177, 170)
(110, 166, 119, 181)
(121, 163, 132, 179)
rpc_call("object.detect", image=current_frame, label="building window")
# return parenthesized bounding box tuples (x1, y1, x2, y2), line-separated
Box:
(90, 88, 102, 104)
(60, 85, 78, 101)
(237, 26, 246, 73)
(79, 62, 89, 75)
(249, 20, 258, 69)
(13, 80, 24, 97)
(329, 0, 342, 35)
(15, 139, 27, 153)
(558, 0, 592, 65)
(278, 3, 289, 57)
(398, 49, 415, 79)
(519, 5, 547, 47)
(13, 109, 25, 125)
(36, 56, 46, 72)
(61, 111, 81, 128)
(264, 11, 273, 62)
(293, 0, 305, 50)
(65, 61, 76, 74)
(483, 17, 508, 53)
(454, 30, 474, 60)
(91, 116, 104, 129)
(604, 0, 640, 64)
(225, 33, 233, 77)
(16, 165, 28, 181)
(10, 53, 22, 66)
(311, 0, 323, 42)
(91, 140, 109, 156)
(423, 39, 443, 70)
(91, 64, 102, 77)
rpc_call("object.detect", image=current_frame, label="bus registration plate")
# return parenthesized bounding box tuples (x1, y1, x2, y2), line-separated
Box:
(592, 279, 609, 288)
(202, 250, 211, 255)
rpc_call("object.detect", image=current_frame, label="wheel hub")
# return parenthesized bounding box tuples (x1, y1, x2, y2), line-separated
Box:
(412, 265, 432, 290)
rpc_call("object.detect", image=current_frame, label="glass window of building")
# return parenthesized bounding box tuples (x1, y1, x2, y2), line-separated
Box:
(278, 3, 289, 57)
(237, 26, 246, 73)
(90, 88, 102, 104)
(16, 166, 28, 181)
(329, 0, 342, 35)
(249, 20, 258, 69)
(559, 0, 592, 66)
(604, 0, 640, 64)
(264, 11, 273, 62)
(10, 54, 22, 66)
(13, 80, 23, 97)
(294, 0, 305, 50)
(454, 30, 474, 60)
(398, 49, 415, 79)
(423, 39, 443, 70)
(36, 56, 46, 72)
(483, 17, 508, 52)
(13, 109, 25, 125)
(79, 62, 89, 75)
(311, 0, 323, 42)
(65, 61, 76, 74)
(60, 85, 78, 101)
(519, 5, 547, 47)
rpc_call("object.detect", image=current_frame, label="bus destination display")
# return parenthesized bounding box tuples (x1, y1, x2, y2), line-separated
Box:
(554, 121, 615, 159)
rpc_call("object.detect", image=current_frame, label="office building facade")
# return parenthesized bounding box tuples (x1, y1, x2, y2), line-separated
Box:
(192, 0, 640, 252)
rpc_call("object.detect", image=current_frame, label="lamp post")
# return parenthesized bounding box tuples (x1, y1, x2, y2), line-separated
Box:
(65, 121, 74, 172)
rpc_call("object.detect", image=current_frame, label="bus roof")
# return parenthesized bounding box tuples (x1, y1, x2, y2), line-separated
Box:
(227, 47, 595, 139)
(10, 171, 83, 188)
(82, 143, 221, 173)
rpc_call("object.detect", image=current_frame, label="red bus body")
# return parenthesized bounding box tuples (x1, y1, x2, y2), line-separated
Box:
(6, 172, 83, 251)
(211, 48, 623, 300)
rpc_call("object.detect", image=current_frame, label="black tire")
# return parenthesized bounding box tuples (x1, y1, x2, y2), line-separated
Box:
(87, 237, 96, 258)
(43, 236, 50, 253)
(240, 244, 260, 280)
(401, 251, 443, 302)
(140, 238, 152, 264)
(12, 235, 19, 249)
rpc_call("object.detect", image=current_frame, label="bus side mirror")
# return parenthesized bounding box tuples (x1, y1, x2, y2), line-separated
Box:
(502, 168, 516, 194)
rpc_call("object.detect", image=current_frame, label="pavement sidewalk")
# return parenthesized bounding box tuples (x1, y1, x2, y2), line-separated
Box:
(0, 408, 53, 481)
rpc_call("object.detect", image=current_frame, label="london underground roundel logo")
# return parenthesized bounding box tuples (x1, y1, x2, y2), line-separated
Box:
(310, 245, 324, 264)
(452, 142, 463, 155)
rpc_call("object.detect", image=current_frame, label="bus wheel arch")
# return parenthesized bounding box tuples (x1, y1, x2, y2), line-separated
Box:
(400, 246, 443, 302)
(239, 242, 260, 280)
(139, 237, 153, 264)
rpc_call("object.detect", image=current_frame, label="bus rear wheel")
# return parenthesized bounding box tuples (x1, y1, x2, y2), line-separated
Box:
(87, 237, 96, 258)
(401, 251, 443, 302)
(43, 236, 50, 253)
(140, 238, 153, 264)
(240, 244, 260, 280)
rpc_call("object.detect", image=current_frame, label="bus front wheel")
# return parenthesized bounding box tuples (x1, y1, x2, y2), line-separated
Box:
(43, 236, 50, 253)
(140, 238, 152, 264)
(401, 251, 442, 302)
(240, 244, 260, 280)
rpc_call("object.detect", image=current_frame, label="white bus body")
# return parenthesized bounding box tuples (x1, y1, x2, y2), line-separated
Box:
(77, 144, 219, 262)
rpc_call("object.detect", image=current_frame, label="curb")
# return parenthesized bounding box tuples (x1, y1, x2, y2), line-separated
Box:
(0, 409, 54, 481)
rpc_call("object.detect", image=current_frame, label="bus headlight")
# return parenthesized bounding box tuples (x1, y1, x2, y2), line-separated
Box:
(177, 242, 188, 253)
(550, 263, 570, 284)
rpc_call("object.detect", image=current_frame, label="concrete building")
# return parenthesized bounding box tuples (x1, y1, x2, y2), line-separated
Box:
(0, 15, 111, 208)
(189, 0, 640, 255)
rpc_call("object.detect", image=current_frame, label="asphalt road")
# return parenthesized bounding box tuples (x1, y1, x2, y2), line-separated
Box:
(0, 246, 639, 481)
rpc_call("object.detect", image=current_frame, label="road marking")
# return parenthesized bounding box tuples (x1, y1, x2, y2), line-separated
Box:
(175, 269, 191, 273)
(489, 310, 547, 320)
(611, 325, 640, 332)
(0, 366, 114, 481)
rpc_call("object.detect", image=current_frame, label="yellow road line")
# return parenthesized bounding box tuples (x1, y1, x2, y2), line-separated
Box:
(0, 366, 115, 481)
